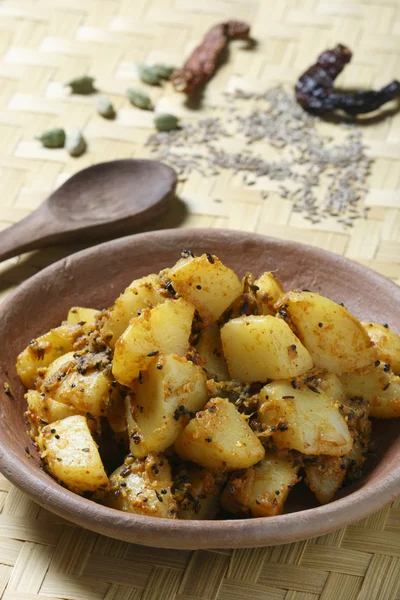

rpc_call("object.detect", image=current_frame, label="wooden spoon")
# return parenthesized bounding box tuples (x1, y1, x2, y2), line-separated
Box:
(0, 159, 177, 262)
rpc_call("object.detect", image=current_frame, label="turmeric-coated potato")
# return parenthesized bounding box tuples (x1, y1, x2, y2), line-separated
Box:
(113, 298, 194, 387)
(125, 354, 208, 457)
(174, 397, 265, 471)
(16, 323, 82, 389)
(362, 322, 400, 376)
(37, 415, 109, 495)
(275, 292, 377, 375)
(169, 254, 242, 325)
(221, 452, 299, 517)
(258, 380, 352, 456)
(221, 315, 313, 382)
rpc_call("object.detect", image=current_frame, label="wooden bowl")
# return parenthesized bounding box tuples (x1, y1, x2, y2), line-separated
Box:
(0, 228, 399, 549)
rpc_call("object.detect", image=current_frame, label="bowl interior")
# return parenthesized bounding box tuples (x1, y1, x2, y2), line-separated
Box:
(0, 228, 398, 548)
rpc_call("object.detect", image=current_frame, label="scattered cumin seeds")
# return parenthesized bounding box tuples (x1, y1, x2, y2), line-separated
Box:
(146, 86, 373, 226)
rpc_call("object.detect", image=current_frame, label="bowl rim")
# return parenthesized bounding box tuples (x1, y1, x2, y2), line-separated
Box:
(0, 227, 399, 549)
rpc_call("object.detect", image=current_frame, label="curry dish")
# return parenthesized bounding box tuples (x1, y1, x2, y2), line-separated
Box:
(16, 250, 400, 519)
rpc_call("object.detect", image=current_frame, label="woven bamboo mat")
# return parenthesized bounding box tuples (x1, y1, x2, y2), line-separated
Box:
(0, 0, 399, 598)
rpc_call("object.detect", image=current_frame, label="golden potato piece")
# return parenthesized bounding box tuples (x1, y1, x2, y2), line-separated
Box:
(221, 315, 313, 383)
(67, 307, 100, 334)
(195, 324, 230, 381)
(169, 253, 242, 325)
(16, 323, 82, 389)
(126, 354, 208, 457)
(340, 364, 400, 419)
(52, 370, 112, 417)
(25, 389, 77, 438)
(175, 466, 226, 520)
(102, 274, 166, 347)
(37, 415, 109, 495)
(259, 380, 352, 456)
(150, 297, 195, 355)
(105, 453, 176, 518)
(254, 271, 285, 313)
(174, 397, 265, 471)
(362, 322, 400, 376)
(112, 298, 194, 387)
(40, 352, 113, 417)
(275, 291, 377, 375)
(304, 456, 347, 504)
(221, 453, 299, 517)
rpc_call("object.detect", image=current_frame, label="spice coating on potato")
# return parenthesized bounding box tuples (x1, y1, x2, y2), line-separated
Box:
(125, 354, 208, 457)
(174, 397, 265, 471)
(169, 253, 242, 324)
(304, 456, 347, 504)
(113, 298, 194, 387)
(221, 315, 313, 382)
(362, 322, 400, 376)
(276, 291, 377, 375)
(37, 415, 109, 495)
(105, 453, 176, 518)
(254, 271, 285, 313)
(102, 274, 166, 347)
(16, 323, 82, 389)
(174, 466, 226, 520)
(38, 351, 114, 417)
(340, 364, 400, 419)
(221, 453, 299, 517)
(67, 307, 101, 334)
(25, 389, 78, 438)
(259, 380, 352, 456)
(195, 323, 230, 381)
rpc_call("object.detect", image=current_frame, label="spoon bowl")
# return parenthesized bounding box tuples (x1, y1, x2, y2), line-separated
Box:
(0, 159, 176, 262)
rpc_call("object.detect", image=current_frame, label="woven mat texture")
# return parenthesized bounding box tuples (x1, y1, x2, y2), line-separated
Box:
(0, 0, 400, 599)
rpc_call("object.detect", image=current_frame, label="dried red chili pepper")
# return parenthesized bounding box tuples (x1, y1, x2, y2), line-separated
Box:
(171, 21, 250, 95)
(295, 43, 400, 116)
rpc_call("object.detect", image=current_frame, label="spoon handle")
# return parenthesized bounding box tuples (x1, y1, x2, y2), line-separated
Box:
(0, 211, 54, 262)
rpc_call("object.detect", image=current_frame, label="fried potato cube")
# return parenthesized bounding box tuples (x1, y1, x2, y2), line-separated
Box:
(102, 274, 166, 347)
(254, 271, 285, 313)
(195, 324, 230, 381)
(221, 315, 313, 383)
(105, 453, 176, 518)
(149, 297, 195, 355)
(169, 254, 242, 325)
(112, 298, 194, 387)
(259, 381, 352, 456)
(175, 466, 226, 520)
(304, 456, 347, 504)
(40, 352, 112, 417)
(340, 364, 400, 419)
(16, 323, 82, 389)
(25, 389, 78, 438)
(126, 355, 208, 457)
(221, 453, 299, 517)
(275, 291, 377, 375)
(67, 307, 100, 334)
(37, 415, 109, 495)
(174, 397, 265, 471)
(53, 371, 112, 416)
(362, 322, 400, 376)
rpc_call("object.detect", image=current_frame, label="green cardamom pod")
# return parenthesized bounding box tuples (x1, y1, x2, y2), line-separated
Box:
(137, 64, 161, 86)
(154, 113, 179, 132)
(126, 87, 153, 110)
(36, 128, 66, 148)
(66, 130, 87, 157)
(97, 95, 116, 119)
(151, 64, 175, 80)
(66, 75, 96, 95)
